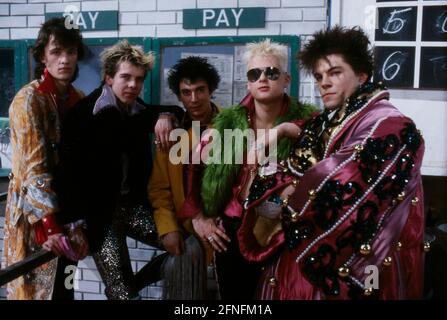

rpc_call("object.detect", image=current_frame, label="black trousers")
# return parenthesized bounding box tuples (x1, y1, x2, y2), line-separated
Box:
(214, 216, 262, 300)
(52, 256, 76, 300)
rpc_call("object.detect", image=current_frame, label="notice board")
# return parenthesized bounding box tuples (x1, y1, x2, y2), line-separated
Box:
(151, 35, 300, 107)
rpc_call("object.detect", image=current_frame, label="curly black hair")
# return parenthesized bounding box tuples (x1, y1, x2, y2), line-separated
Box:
(298, 26, 374, 80)
(33, 17, 85, 81)
(167, 56, 220, 97)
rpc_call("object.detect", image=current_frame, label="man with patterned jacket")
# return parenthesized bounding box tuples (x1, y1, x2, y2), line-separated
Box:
(238, 26, 426, 299)
(2, 17, 88, 300)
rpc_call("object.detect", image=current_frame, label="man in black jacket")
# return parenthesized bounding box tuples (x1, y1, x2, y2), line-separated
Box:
(56, 40, 183, 299)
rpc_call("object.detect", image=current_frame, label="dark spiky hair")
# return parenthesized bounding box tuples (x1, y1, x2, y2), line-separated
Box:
(298, 26, 374, 80)
(167, 56, 220, 97)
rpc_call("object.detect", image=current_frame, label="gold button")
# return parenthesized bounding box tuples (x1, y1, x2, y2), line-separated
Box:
(360, 244, 371, 256)
(338, 266, 350, 278)
(397, 191, 405, 201)
(354, 144, 364, 153)
(423, 242, 431, 252)
(364, 287, 373, 296)
(396, 242, 402, 251)
(36, 178, 45, 188)
(411, 197, 419, 206)
(269, 277, 277, 287)
(290, 211, 299, 223)
(383, 256, 392, 266)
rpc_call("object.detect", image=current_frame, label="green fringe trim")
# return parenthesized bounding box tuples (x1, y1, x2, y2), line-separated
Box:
(201, 98, 316, 217)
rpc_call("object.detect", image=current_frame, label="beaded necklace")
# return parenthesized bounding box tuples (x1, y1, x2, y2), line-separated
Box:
(287, 82, 387, 177)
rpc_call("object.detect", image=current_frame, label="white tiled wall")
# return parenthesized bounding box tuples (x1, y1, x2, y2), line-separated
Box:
(0, 0, 328, 103)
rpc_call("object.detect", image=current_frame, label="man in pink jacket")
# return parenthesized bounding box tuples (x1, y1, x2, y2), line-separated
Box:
(238, 26, 426, 299)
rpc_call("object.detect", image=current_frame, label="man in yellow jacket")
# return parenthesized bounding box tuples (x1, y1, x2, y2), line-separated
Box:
(148, 56, 227, 299)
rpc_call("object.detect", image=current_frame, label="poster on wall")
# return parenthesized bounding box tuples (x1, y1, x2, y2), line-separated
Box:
(374, 46, 415, 88)
(181, 52, 234, 108)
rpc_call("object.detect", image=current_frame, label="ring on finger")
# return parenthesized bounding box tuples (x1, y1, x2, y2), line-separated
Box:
(207, 235, 214, 242)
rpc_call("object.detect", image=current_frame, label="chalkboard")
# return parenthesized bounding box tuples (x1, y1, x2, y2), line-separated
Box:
(374, 46, 415, 88)
(420, 47, 447, 90)
(375, 6, 417, 41)
(0, 49, 14, 118)
(422, 5, 447, 42)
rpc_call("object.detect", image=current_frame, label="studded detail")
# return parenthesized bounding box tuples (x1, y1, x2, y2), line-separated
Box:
(364, 287, 373, 296)
(338, 266, 350, 278)
(396, 242, 402, 251)
(354, 144, 364, 153)
(423, 242, 431, 252)
(269, 277, 277, 287)
(308, 189, 316, 200)
(383, 256, 392, 266)
(21, 186, 27, 194)
(8, 172, 14, 180)
(411, 197, 419, 206)
(36, 178, 45, 188)
(360, 244, 371, 256)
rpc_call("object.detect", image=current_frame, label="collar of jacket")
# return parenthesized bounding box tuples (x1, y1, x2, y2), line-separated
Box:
(37, 68, 80, 109)
(92, 84, 145, 116)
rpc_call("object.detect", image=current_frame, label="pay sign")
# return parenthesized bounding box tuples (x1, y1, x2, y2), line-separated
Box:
(45, 5, 118, 31)
(183, 7, 266, 29)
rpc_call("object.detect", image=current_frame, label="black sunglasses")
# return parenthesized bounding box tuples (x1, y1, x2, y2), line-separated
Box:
(247, 67, 282, 82)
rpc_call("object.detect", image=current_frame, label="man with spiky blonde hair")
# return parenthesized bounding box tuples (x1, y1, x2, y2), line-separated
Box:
(56, 40, 182, 299)
(242, 38, 289, 74)
(196, 38, 315, 299)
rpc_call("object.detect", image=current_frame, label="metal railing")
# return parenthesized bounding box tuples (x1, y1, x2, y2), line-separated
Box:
(0, 190, 166, 292)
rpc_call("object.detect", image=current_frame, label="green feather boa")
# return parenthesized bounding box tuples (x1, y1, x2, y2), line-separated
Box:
(201, 97, 316, 217)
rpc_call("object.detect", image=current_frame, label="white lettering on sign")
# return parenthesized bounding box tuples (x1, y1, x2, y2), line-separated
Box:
(216, 10, 230, 27)
(88, 11, 99, 30)
(63, 4, 103, 30)
(232, 8, 244, 27)
(203, 9, 215, 27)
(76, 11, 87, 29)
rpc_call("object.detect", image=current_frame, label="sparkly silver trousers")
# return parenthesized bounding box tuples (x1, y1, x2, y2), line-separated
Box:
(92, 204, 159, 300)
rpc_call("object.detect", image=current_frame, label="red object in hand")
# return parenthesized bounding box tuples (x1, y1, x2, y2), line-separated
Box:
(34, 215, 64, 245)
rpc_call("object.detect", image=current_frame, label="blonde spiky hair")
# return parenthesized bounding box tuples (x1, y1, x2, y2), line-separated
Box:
(243, 38, 288, 72)
(100, 39, 155, 82)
